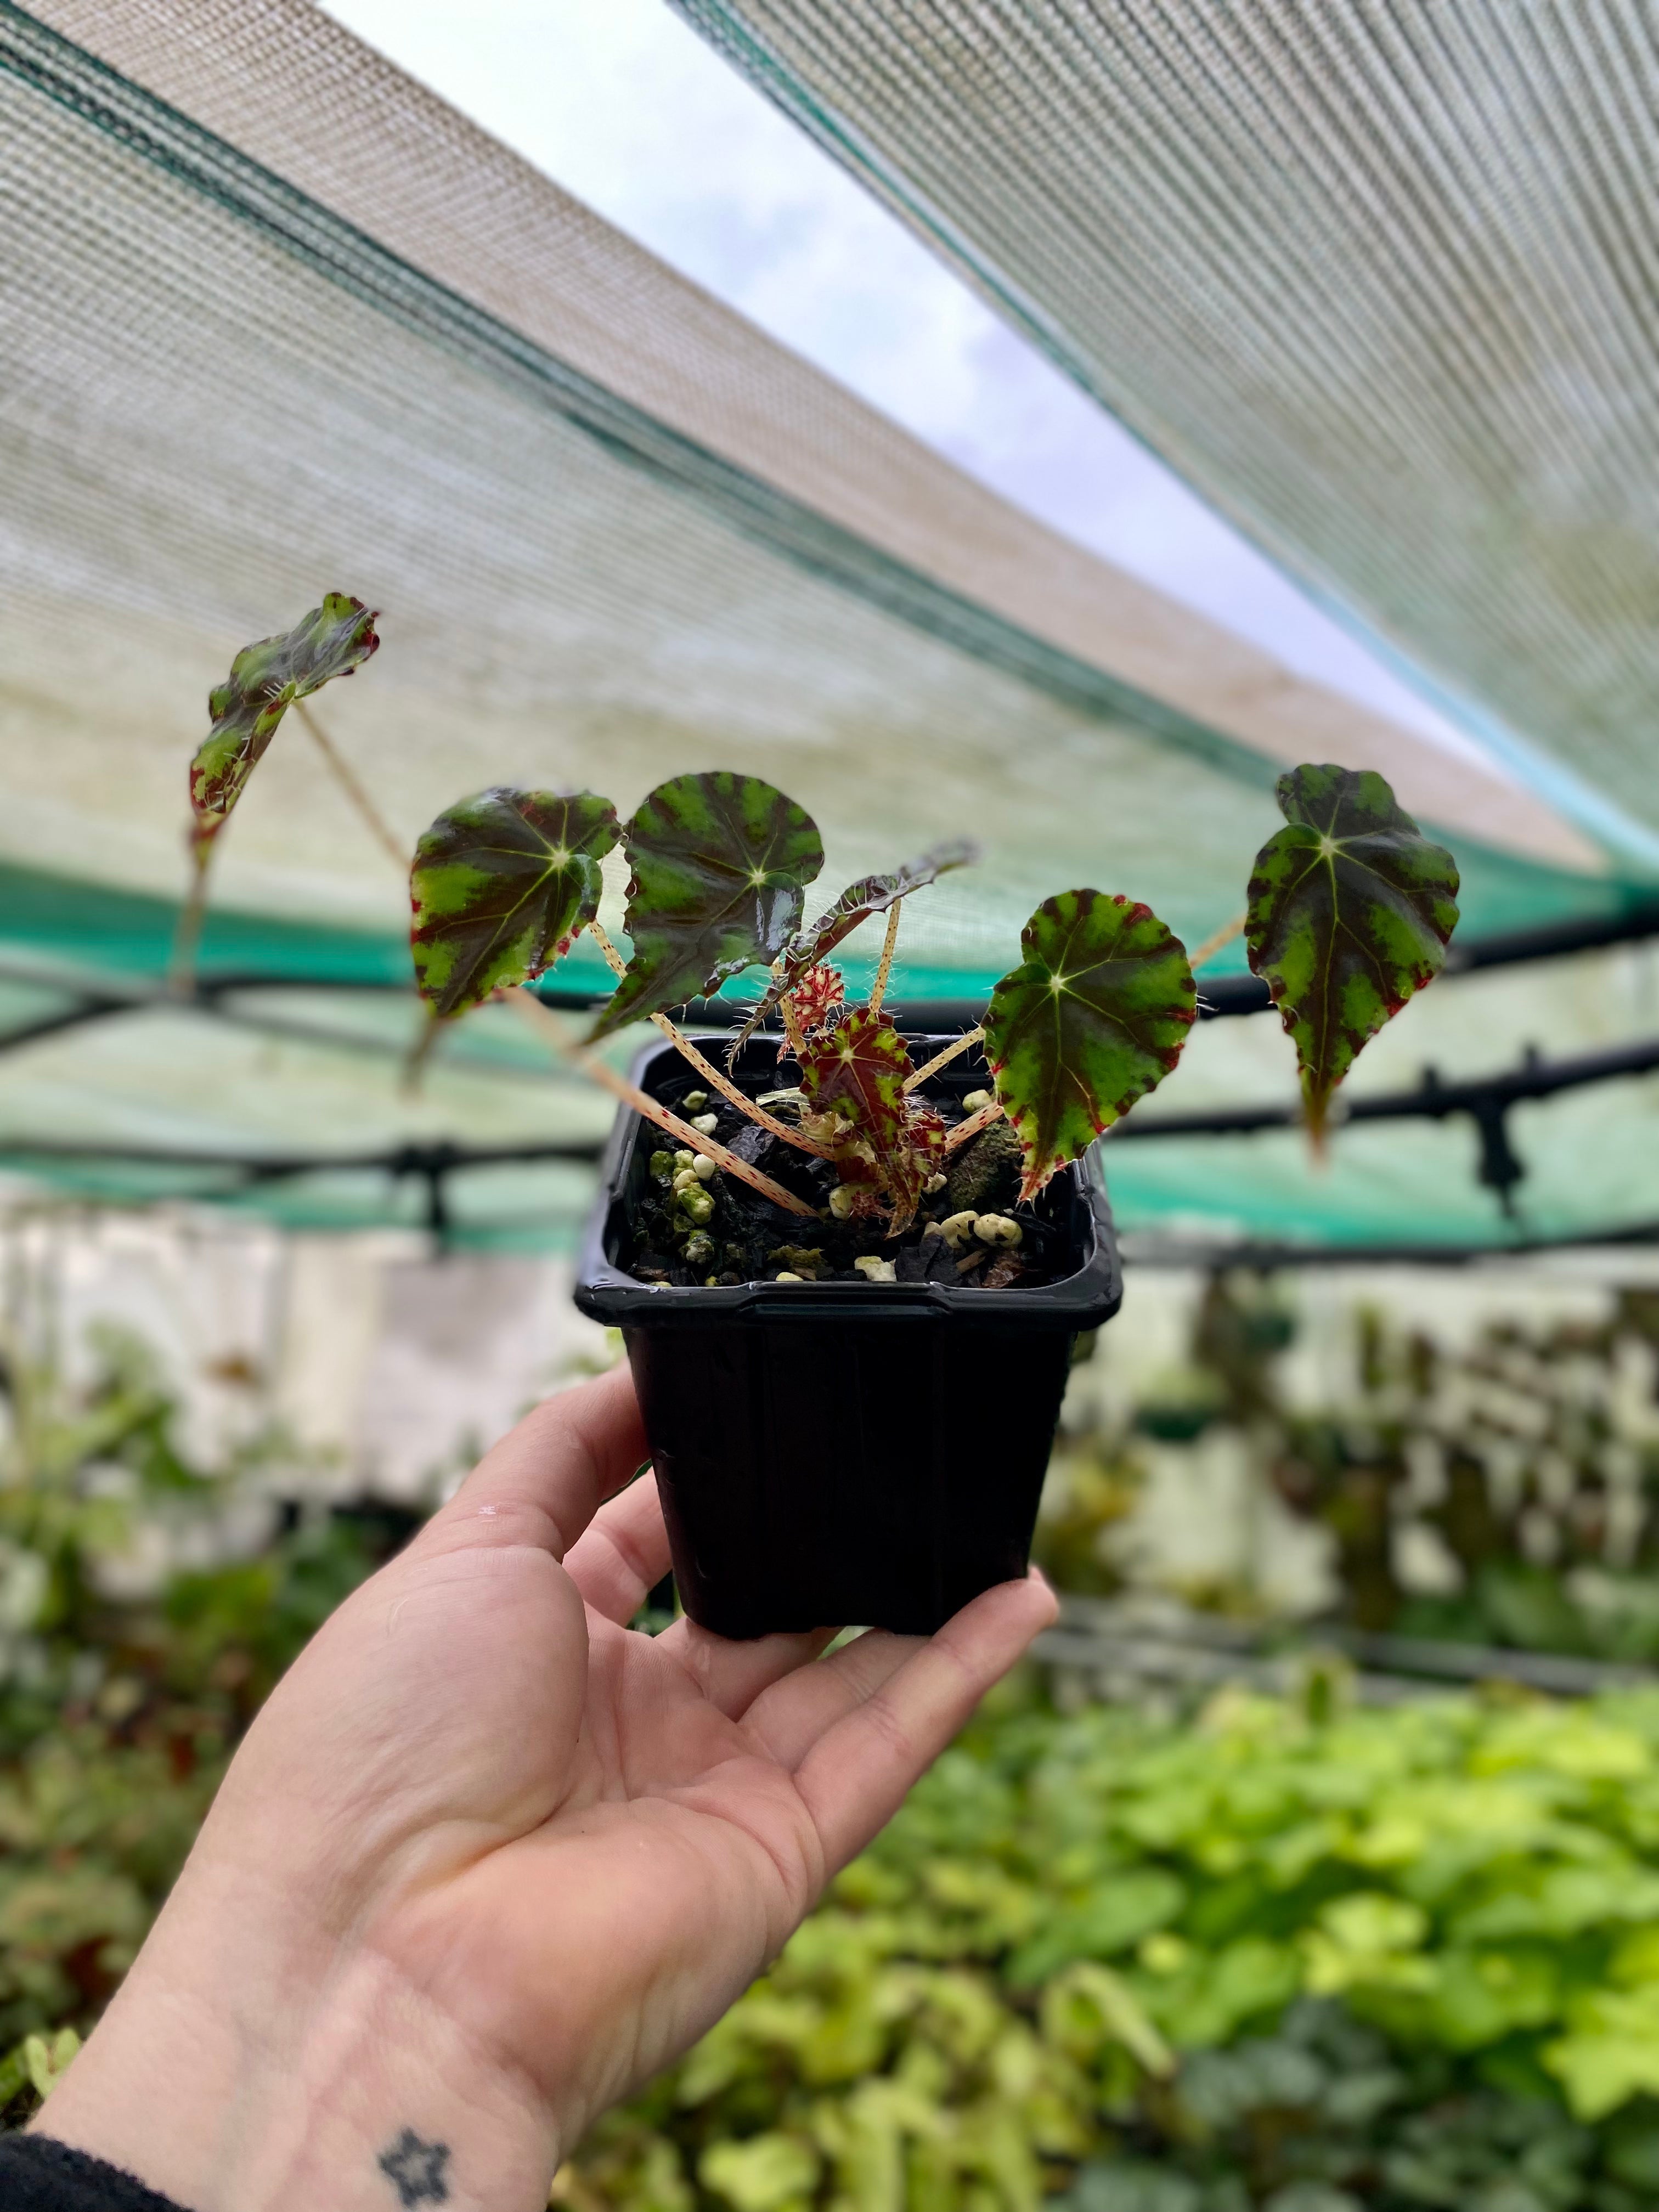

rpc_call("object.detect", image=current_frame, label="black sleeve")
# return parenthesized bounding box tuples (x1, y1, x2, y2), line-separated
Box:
(0, 2134, 191, 2210)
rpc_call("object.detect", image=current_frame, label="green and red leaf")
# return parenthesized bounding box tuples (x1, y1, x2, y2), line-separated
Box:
(588, 772, 823, 1040)
(1245, 764, 1459, 1142)
(189, 594, 380, 856)
(800, 1005, 913, 1142)
(727, 839, 976, 1058)
(985, 890, 1197, 1200)
(799, 1005, 940, 1230)
(410, 787, 619, 1020)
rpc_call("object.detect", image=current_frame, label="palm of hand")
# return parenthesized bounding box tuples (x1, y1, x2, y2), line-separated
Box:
(202, 1368, 1051, 2160)
(39, 1366, 1051, 2210)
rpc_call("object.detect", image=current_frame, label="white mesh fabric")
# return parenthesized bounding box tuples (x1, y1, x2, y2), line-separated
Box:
(675, 0, 1659, 868)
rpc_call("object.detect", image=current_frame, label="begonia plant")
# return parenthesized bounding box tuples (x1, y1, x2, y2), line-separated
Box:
(180, 597, 1463, 1272)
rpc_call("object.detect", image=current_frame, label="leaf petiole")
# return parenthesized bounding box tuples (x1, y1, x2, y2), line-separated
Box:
(168, 847, 213, 999)
(295, 702, 405, 873)
(867, 901, 902, 1019)
(943, 1098, 1005, 1156)
(587, 923, 836, 1160)
(1187, 909, 1248, 972)
(508, 990, 819, 1218)
(903, 1025, 985, 1094)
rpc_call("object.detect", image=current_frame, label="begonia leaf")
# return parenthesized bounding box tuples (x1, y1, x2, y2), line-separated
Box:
(589, 771, 823, 1040)
(985, 890, 1196, 1201)
(1245, 764, 1459, 1142)
(728, 839, 977, 1058)
(410, 787, 619, 1020)
(189, 594, 380, 857)
(799, 1006, 943, 1230)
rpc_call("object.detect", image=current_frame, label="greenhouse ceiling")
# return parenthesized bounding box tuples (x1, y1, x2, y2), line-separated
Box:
(4, 0, 1659, 1255)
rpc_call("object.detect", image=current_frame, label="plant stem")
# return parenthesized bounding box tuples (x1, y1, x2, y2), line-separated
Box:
(585, 917, 629, 983)
(403, 1008, 441, 1093)
(903, 1025, 985, 1093)
(943, 1098, 1005, 1156)
(508, 989, 819, 1218)
(1188, 909, 1248, 972)
(587, 923, 835, 1160)
(655, 1027, 838, 1158)
(867, 902, 902, 1018)
(168, 843, 212, 998)
(295, 702, 407, 874)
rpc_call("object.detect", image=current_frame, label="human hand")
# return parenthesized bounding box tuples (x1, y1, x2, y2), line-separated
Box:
(35, 1365, 1056, 2210)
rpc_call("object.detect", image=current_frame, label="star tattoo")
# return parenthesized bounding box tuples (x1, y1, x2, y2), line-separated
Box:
(378, 2128, 451, 2206)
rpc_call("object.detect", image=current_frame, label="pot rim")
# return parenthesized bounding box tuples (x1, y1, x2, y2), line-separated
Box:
(573, 1031, 1123, 1333)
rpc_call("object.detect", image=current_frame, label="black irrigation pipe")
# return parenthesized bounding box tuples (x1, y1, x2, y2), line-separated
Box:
(1189, 896, 1659, 1018)
(0, 1137, 602, 1172)
(9, 1124, 1658, 1261)
(1119, 1218, 1659, 1269)
(1034, 1623, 1434, 1707)
(5, 902, 1659, 1243)
(0, 994, 135, 1051)
(1041, 1598, 1659, 1700)
(1111, 1032, 1659, 1217)
(0, 969, 567, 1082)
(5, 893, 1659, 1060)
(0, 1135, 602, 1238)
(202, 974, 997, 1034)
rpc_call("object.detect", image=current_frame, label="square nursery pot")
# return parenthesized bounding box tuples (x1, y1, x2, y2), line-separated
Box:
(574, 1032, 1123, 1637)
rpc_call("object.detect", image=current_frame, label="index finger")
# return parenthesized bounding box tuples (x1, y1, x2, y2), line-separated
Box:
(791, 1571, 1056, 1872)
(414, 1362, 648, 1562)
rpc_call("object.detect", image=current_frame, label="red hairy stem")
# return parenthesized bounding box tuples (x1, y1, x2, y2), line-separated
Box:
(942, 1098, 1005, 1156)
(903, 1025, 985, 1094)
(867, 902, 902, 1018)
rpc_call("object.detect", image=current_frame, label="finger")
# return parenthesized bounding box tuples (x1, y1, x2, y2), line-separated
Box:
(654, 1616, 839, 1719)
(743, 1626, 923, 1767)
(415, 1364, 648, 1562)
(563, 1471, 672, 1624)
(793, 1572, 1056, 1871)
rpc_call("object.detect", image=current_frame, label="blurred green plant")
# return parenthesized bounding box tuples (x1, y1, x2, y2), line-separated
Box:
(1032, 1429, 1144, 1599)
(1091, 1275, 1659, 1652)
(0, 1325, 408, 2119)
(15, 1317, 1659, 2209)
(557, 1684, 1659, 2211)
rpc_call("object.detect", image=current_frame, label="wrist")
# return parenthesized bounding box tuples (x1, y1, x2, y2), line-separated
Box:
(35, 1866, 558, 2212)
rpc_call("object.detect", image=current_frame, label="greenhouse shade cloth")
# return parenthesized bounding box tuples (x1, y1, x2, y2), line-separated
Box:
(0, 0, 1654, 1251)
(674, 0, 1659, 874)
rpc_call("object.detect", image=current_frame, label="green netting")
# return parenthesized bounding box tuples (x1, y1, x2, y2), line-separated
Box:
(674, 0, 1659, 871)
(3, 1, 1657, 1252)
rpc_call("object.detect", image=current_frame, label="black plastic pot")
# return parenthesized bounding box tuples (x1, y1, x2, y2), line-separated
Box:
(574, 1034, 1123, 1637)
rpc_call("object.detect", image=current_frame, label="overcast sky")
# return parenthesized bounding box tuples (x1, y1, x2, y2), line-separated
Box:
(324, 0, 1488, 765)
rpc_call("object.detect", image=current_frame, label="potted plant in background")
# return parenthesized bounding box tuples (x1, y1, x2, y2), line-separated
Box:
(179, 596, 1462, 1633)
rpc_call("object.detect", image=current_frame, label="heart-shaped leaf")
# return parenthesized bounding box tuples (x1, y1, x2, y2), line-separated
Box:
(189, 595, 380, 856)
(799, 1005, 943, 1230)
(410, 787, 620, 1019)
(727, 839, 978, 1058)
(985, 890, 1197, 1201)
(588, 772, 823, 1040)
(1245, 764, 1460, 1141)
